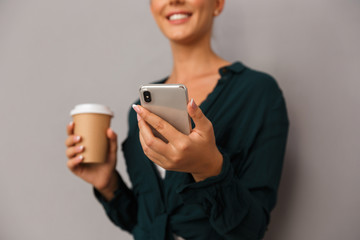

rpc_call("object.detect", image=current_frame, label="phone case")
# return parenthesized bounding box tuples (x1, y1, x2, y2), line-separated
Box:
(139, 84, 192, 141)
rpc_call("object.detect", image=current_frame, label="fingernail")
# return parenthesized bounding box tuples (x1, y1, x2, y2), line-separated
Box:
(69, 121, 74, 126)
(77, 155, 84, 162)
(132, 104, 141, 114)
(74, 136, 81, 142)
(190, 99, 197, 110)
(78, 146, 84, 152)
(137, 114, 142, 121)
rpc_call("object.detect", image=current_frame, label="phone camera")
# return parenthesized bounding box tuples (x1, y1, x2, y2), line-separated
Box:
(143, 91, 152, 103)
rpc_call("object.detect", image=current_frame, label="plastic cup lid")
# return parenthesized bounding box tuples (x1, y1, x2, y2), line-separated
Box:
(70, 103, 114, 117)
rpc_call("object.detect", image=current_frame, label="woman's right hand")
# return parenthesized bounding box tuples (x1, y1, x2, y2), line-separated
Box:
(65, 122, 119, 201)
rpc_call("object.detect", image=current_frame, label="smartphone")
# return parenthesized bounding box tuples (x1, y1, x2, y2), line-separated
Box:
(139, 84, 192, 142)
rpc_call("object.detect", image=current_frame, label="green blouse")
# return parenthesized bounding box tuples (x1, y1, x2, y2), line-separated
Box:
(94, 62, 289, 240)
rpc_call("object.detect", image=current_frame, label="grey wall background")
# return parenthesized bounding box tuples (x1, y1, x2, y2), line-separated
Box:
(0, 0, 359, 239)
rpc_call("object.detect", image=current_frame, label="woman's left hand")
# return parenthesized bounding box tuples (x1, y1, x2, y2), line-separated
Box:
(133, 99, 223, 182)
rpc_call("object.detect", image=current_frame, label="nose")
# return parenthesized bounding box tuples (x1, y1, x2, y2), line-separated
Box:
(169, 0, 185, 5)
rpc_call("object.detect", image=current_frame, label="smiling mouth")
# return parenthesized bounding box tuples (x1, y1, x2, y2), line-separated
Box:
(167, 13, 192, 21)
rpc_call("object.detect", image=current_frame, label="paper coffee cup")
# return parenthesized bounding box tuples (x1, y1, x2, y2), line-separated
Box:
(70, 104, 113, 164)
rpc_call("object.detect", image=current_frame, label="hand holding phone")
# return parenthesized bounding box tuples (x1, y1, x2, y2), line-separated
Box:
(135, 87, 223, 182)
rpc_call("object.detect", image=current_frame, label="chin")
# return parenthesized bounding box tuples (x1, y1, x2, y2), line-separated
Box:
(166, 32, 198, 45)
(170, 37, 195, 45)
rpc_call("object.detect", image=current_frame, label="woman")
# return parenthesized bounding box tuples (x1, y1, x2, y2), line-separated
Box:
(65, 0, 289, 239)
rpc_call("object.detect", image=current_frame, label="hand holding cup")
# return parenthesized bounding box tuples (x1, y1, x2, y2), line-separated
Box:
(65, 104, 119, 200)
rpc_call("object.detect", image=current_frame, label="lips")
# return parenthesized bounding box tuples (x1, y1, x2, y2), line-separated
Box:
(166, 12, 192, 22)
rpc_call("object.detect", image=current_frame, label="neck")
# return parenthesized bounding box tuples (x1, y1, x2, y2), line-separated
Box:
(168, 32, 229, 84)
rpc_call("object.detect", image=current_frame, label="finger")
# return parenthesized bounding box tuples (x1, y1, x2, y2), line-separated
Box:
(66, 145, 84, 159)
(187, 99, 212, 133)
(106, 128, 118, 163)
(65, 135, 81, 147)
(133, 104, 184, 143)
(66, 122, 74, 136)
(67, 155, 84, 170)
(139, 133, 168, 168)
(138, 116, 169, 154)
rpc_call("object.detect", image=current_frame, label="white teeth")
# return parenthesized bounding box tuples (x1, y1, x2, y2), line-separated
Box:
(169, 14, 190, 21)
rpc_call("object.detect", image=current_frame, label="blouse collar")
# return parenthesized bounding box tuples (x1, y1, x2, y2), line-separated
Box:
(219, 61, 245, 77)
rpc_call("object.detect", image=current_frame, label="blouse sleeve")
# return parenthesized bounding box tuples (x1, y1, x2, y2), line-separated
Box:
(177, 89, 289, 239)
(93, 171, 138, 233)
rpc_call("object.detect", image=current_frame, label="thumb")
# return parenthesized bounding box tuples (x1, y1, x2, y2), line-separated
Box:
(188, 99, 212, 132)
(107, 128, 118, 162)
